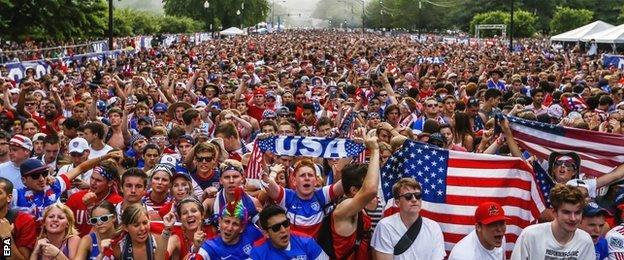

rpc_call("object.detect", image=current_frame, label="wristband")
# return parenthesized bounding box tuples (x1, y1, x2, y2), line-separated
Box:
(161, 230, 171, 240)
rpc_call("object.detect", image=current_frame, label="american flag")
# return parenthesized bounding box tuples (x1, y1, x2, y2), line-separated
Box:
(507, 116, 624, 177)
(561, 94, 588, 112)
(246, 141, 263, 179)
(339, 107, 366, 162)
(533, 161, 554, 207)
(380, 140, 546, 253)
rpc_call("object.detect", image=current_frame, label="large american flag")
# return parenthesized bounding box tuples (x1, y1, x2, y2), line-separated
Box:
(507, 116, 624, 177)
(380, 140, 546, 252)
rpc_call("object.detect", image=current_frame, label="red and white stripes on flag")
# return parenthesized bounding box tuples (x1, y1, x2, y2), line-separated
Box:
(425, 152, 546, 253)
(381, 140, 546, 254)
(246, 141, 263, 179)
(507, 116, 624, 177)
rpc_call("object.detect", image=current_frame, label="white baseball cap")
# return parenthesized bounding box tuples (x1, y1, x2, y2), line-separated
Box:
(68, 137, 89, 154)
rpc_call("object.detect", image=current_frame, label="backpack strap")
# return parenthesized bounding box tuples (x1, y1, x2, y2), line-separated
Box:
(393, 216, 422, 255)
(5, 209, 18, 224)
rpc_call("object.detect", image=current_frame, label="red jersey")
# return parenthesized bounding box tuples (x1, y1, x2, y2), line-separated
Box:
(331, 211, 372, 260)
(13, 211, 37, 251)
(66, 189, 123, 237)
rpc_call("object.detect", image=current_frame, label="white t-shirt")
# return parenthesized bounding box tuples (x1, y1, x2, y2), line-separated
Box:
(510, 222, 595, 260)
(0, 161, 23, 189)
(605, 224, 624, 259)
(371, 213, 446, 260)
(88, 144, 113, 159)
(448, 230, 505, 260)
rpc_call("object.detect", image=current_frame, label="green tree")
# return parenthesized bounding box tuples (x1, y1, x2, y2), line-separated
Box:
(550, 6, 594, 34)
(159, 16, 204, 33)
(470, 10, 537, 37)
(163, 0, 269, 29)
(0, 0, 107, 40)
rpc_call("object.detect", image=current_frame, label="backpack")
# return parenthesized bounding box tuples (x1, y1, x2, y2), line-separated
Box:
(317, 199, 369, 260)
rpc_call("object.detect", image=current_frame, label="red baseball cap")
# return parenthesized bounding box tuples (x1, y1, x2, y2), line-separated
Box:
(475, 202, 510, 225)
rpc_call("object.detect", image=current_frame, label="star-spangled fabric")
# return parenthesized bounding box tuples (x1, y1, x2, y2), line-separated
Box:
(257, 135, 365, 159)
(533, 160, 554, 208)
(381, 140, 448, 202)
(380, 139, 545, 254)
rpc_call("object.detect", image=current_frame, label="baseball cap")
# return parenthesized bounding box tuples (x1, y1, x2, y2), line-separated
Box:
(160, 154, 178, 168)
(153, 103, 168, 113)
(276, 106, 290, 116)
(20, 158, 47, 176)
(138, 116, 153, 125)
(447, 73, 458, 79)
(33, 133, 47, 142)
(10, 135, 33, 152)
(254, 88, 266, 96)
(262, 110, 277, 120)
(474, 202, 510, 225)
(68, 137, 89, 154)
(583, 202, 612, 217)
(467, 97, 480, 107)
(178, 135, 195, 145)
(130, 135, 147, 146)
(565, 179, 589, 190)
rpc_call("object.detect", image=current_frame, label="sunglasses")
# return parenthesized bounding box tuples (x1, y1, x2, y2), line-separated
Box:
(398, 192, 422, 201)
(25, 102, 37, 106)
(88, 214, 114, 225)
(195, 156, 214, 162)
(267, 219, 290, 232)
(554, 161, 577, 169)
(29, 171, 49, 180)
(425, 103, 437, 107)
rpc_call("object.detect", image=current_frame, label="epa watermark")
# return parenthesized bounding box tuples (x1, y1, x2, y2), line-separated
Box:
(2, 237, 9, 257)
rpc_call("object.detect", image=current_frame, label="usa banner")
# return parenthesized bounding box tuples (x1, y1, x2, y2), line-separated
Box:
(257, 136, 365, 159)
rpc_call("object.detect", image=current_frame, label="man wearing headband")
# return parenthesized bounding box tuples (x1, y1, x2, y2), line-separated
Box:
(14, 151, 122, 224)
(192, 188, 263, 259)
(211, 159, 260, 225)
(66, 161, 123, 237)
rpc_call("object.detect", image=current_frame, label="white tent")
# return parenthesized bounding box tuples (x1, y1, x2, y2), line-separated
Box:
(581, 23, 624, 43)
(219, 27, 245, 36)
(550, 21, 614, 42)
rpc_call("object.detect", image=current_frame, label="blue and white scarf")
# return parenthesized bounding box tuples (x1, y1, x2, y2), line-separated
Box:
(257, 136, 365, 159)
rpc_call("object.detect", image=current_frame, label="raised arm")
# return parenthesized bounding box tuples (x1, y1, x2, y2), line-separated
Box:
(64, 150, 122, 180)
(261, 164, 285, 201)
(332, 128, 379, 219)
(501, 118, 523, 158)
(380, 71, 398, 105)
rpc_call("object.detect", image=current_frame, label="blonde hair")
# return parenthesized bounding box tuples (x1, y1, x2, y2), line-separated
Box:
(121, 203, 149, 226)
(39, 203, 79, 239)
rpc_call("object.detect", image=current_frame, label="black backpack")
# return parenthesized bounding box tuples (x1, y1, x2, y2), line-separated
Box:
(317, 202, 369, 260)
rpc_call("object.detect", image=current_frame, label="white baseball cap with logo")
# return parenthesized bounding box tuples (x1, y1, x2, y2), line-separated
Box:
(69, 137, 89, 154)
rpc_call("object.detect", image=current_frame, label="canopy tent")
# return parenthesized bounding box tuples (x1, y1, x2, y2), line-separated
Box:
(219, 27, 245, 36)
(551, 21, 614, 42)
(581, 23, 624, 43)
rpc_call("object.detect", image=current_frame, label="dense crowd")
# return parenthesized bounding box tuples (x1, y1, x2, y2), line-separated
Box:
(0, 30, 621, 259)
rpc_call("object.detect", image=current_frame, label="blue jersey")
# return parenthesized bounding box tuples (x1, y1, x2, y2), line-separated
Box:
(276, 185, 335, 236)
(250, 233, 328, 260)
(596, 237, 608, 260)
(13, 175, 70, 221)
(196, 225, 262, 260)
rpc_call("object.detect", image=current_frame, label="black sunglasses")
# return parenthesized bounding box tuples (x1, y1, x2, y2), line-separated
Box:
(195, 156, 214, 162)
(29, 171, 49, 180)
(267, 219, 290, 232)
(88, 214, 114, 225)
(398, 192, 422, 201)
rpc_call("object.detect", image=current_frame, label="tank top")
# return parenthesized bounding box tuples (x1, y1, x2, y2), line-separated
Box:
(89, 233, 99, 260)
(330, 211, 372, 260)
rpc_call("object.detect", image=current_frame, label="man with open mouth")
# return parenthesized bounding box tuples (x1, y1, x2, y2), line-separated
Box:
(448, 202, 510, 260)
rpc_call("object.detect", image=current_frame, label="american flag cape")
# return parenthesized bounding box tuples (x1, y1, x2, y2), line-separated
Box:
(506, 116, 624, 177)
(380, 140, 546, 253)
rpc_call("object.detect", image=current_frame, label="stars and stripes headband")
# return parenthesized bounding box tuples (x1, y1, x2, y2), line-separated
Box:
(93, 166, 113, 181)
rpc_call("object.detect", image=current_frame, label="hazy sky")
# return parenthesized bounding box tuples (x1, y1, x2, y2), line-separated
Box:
(116, 0, 320, 16)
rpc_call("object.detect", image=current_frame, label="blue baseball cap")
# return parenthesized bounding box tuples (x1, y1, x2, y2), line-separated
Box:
(153, 103, 168, 113)
(20, 158, 47, 176)
(583, 202, 612, 217)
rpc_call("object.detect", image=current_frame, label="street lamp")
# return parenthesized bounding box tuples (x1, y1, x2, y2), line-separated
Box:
(203, 1, 214, 37)
(108, 0, 114, 50)
(237, 9, 241, 28)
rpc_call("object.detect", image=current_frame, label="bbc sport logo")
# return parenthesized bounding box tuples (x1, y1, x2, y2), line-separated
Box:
(2, 237, 10, 257)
